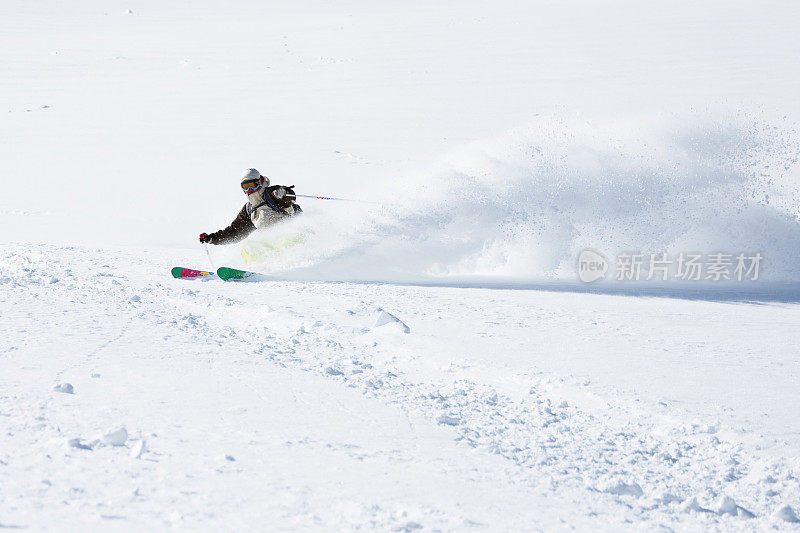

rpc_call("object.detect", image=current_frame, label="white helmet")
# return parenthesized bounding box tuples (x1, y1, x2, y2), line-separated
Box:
(240, 168, 269, 186)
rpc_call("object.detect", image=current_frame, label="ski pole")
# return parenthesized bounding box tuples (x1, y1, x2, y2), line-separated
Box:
(285, 193, 380, 205)
(203, 243, 216, 271)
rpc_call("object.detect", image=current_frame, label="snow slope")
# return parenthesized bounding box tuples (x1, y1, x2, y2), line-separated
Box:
(2, 244, 800, 530)
(3, 0, 800, 251)
(3, 0, 800, 530)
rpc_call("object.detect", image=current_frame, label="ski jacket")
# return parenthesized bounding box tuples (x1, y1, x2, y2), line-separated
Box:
(205, 187, 302, 245)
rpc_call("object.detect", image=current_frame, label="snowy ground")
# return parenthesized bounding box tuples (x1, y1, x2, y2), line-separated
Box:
(2, 244, 800, 530)
(3, 0, 800, 530)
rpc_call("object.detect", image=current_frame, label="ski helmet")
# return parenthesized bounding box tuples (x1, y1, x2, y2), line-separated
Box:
(240, 168, 269, 194)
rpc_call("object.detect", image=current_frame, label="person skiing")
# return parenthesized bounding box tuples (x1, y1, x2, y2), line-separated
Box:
(199, 169, 302, 245)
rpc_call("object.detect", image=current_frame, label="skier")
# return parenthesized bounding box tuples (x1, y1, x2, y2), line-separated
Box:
(199, 169, 302, 245)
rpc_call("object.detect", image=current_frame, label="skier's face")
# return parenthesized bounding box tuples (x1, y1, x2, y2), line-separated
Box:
(241, 177, 263, 194)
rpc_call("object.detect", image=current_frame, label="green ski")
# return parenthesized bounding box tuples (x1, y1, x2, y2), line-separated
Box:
(171, 267, 215, 279)
(217, 266, 261, 281)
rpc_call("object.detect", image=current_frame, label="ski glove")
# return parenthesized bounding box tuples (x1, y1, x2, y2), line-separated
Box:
(270, 185, 296, 209)
(199, 233, 212, 243)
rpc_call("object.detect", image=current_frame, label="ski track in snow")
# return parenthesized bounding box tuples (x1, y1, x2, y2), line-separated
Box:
(1, 244, 800, 531)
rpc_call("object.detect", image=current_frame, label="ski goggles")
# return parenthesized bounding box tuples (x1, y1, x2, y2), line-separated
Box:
(241, 177, 262, 194)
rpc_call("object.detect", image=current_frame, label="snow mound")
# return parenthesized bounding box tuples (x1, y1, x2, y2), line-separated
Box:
(681, 497, 712, 514)
(130, 439, 146, 459)
(53, 383, 74, 394)
(773, 504, 800, 523)
(325, 366, 344, 376)
(600, 479, 644, 498)
(374, 310, 411, 333)
(66, 438, 93, 451)
(101, 427, 128, 447)
(716, 495, 754, 518)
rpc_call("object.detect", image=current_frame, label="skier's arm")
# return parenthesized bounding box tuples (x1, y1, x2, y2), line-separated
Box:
(204, 205, 256, 245)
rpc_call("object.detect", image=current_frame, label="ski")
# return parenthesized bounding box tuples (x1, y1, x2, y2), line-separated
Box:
(171, 267, 216, 279)
(217, 266, 262, 281)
